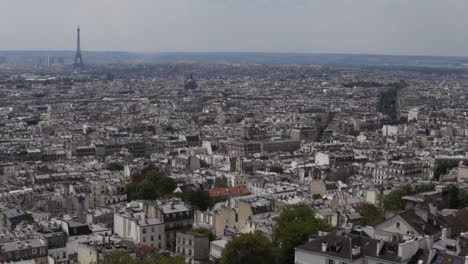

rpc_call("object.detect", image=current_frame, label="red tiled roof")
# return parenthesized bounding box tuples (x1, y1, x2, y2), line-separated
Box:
(208, 185, 251, 198)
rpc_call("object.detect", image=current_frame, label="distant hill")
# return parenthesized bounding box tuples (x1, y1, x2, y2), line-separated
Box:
(1, 50, 468, 68)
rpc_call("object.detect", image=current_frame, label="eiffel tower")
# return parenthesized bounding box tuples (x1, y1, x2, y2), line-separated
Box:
(73, 26, 84, 68)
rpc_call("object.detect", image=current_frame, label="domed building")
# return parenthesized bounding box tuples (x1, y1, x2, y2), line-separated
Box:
(184, 73, 198, 90)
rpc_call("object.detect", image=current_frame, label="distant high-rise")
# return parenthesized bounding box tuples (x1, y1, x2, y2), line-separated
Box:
(73, 26, 84, 68)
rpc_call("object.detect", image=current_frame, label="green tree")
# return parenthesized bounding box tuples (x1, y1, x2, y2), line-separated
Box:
(270, 164, 284, 174)
(192, 227, 216, 241)
(412, 184, 436, 193)
(272, 205, 329, 263)
(169, 187, 225, 211)
(447, 184, 462, 209)
(383, 185, 412, 212)
(126, 165, 177, 201)
(434, 161, 459, 181)
(214, 178, 228, 188)
(139, 179, 159, 200)
(361, 203, 384, 226)
(200, 160, 210, 168)
(221, 232, 276, 264)
(126, 182, 140, 201)
(180, 190, 211, 211)
(439, 184, 468, 210)
(109, 162, 124, 171)
(155, 176, 177, 195)
(100, 252, 135, 264)
(378, 80, 408, 120)
(153, 255, 186, 264)
(99, 252, 185, 264)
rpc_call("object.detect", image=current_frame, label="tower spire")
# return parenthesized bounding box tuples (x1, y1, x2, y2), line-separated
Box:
(73, 26, 84, 68)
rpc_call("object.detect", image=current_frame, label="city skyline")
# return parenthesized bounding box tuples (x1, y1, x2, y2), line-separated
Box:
(1, 0, 468, 57)
(0, 1, 468, 263)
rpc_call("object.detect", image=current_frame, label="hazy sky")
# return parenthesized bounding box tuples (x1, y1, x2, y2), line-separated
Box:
(1, 0, 467, 56)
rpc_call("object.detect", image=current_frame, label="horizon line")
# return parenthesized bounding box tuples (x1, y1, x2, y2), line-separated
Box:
(0, 50, 468, 59)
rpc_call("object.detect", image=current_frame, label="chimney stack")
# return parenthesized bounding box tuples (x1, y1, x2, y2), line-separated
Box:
(321, 242, 328, 252)
(376, 240, 384, 256)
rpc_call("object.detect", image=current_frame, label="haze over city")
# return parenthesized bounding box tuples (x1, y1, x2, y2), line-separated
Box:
(1, 0, 468, 56)
(1, 1, 468, 264)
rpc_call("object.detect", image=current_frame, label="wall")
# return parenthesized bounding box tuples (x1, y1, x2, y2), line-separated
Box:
(375, 216, 418, 235)
(309, 180, 326, 196)
(382, 125, 398, 137)
(214, 207, 237, 237)
(77, 244, 98, 264)
(294, 249, 363, 264)
(194, 235, 210, 262)
(365, 190, 380, 205)
(137, 223, 165, 249)
(315, 153, 330, 166)
(458, 164, 468, 181)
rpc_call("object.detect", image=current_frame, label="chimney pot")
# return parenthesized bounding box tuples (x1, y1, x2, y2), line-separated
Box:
(321, 242, 328, 252)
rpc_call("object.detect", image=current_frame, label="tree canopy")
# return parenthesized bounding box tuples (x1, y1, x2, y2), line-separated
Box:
(109, 161, 124, 171)
(437, 184, 468, 209)
(192, 227, 216, 241)
(383, 184, 412, 211)
(382, 183, 457, 212)
(270, 164, 284, 174)
(214, 177, 228, 188)
(361, 203, 384, 226)
(221, 232, 276, 264)
(99, 252, 185, 264)
(175, 189, 212, 211)
(272, 204, 329, 263)
(434, 161, 459, 181)
(126, 165, 176, 201)
(377, 80, 408, 120)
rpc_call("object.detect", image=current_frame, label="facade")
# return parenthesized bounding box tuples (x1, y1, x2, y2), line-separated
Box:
(362, 160, 431, 184)
(213, 196, 275, 236)
(225, 140, 300, 156)
(86, 207, 114, 228)
(0, 239, 48, 263)
(77, 244, 99, 264)
(143, 199, 193, 251)
(458, 162, 468, 182)
(138, 219, 166, 248)
(224, 141, 261, 156)
(261, 140, 300, 153)
(209, 239, 228, 263)
(74, 146, 96, 158)
(113, 211, 166, 248)
(176, 232, 210, 264)
(315, 152, 355, 167)
(42, 232, 68, 264)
